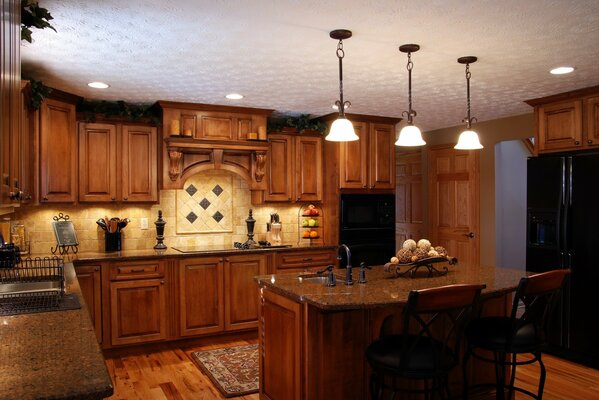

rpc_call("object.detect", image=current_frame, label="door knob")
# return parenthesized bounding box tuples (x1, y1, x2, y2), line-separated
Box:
(463, 232, 475, 238)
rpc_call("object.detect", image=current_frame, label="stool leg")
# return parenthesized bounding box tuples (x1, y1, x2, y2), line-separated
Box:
(369, 371, 380, 400)
(507, 353, 517, 400)
(494, 351, 506, 400)
(462, 347, 471, 400)
(537, 352, 546, 400)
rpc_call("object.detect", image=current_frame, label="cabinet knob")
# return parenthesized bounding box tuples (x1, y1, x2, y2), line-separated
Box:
(42, 196, 48, 201)
(123, 197, 128, 201)
(111, 197, 116, 201)
(588, 140, 593, 144)
(296, 196, 301, 201)
(94, 267, 100, 272)
(219, 258, 224, 262)
(363, 184, 367, 188)
(225, 258, 229, 262)
(370, 185, 375, 189)
(160, 280, 165, 285)
(575, 140, 581, 145)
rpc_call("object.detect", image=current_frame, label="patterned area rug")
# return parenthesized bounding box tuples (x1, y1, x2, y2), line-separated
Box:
(190, 344, 259, 398)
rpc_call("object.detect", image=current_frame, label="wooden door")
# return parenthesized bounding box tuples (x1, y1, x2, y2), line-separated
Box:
(110, 278, 167, 346)
(121, 125, 157, 202)
(537, 100, 583, 152)
(396, 151, 423, 248)
(78, 123, 117, 202)
(224, 254, 266, 331)
(585, 95, 599, 147)
(179, 257, 224, 337)
(368, 123, 395, 189)
(339, 122, 369, 189)
(266, 134, 293, 201)
(428, 145, 479, 264)
(39, 98, 77, 202)
(75, 263, 103, 343)
(294, 135, 322, 202)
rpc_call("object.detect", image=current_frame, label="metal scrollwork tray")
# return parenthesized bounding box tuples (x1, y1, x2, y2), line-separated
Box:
(384, 256, 458, 278)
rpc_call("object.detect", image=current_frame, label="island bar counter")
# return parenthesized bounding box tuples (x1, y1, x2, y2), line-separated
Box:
(256, 263, 526, 400)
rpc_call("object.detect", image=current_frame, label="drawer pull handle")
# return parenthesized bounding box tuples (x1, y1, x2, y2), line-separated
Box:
(303, 258, 313, 261)
(119, 268, 147, 273)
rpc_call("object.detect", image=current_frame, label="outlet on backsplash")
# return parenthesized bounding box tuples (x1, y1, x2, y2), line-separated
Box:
(140, 218, 149, 230)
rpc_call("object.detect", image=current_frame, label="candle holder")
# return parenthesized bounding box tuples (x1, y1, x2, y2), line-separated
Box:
(244, 209, 256, 247)
(154, 210, 167, 250)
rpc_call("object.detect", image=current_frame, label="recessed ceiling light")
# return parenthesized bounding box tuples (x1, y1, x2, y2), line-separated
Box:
(87, 81, 110, 89)
(225, 93, 244, 100)
(550, 66, 575, 75)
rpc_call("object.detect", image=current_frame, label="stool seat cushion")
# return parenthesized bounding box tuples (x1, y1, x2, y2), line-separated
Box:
(366, 334, 456, 379)
(465, 316, 539, 353)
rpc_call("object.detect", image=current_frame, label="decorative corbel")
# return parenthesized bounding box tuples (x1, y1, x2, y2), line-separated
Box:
(254, 151, 267, 182)
(168, 150, 183, 181)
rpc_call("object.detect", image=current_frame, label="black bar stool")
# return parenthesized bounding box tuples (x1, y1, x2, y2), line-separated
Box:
(366, 283, 485, 400)
(463, 269, 570, 400)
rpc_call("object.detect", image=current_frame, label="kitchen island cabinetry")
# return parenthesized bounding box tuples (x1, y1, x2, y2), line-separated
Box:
(526, 85, 599, 154)
(74, 262, 104, 343)
(79, 122, 157, 202)
(108, 260, 167, 346)
(266, 133, 323, 202)
(274, 248, 336, 274)
(257, 264, 522, 400)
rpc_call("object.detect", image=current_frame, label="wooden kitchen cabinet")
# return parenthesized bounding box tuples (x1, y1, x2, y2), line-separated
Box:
(321, 113, 400, 191)
(109, 260, 167, 346)
(224, 254, 267, 330)
(526, 85, 599, 154)
(274, 248, 336, 274)
(79, 122, 157, 202)
(75, 263, 103, 343)
(39, 96, 78, 203)
(266, 133, 323, 202)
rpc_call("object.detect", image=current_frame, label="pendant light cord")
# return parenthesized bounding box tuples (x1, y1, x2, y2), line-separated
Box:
(465, 63, 473, 129)
(337, 39, 346, 117)
(407, 52, 413, 119)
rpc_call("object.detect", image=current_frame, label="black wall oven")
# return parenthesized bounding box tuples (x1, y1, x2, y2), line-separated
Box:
(339, 194, 395, 267)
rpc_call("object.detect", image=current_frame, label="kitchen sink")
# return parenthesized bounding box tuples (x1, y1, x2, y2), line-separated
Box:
(297, 273, 344, 284)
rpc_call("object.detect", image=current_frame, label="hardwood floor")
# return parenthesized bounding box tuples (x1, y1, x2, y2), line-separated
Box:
(105, 338, 599, 399)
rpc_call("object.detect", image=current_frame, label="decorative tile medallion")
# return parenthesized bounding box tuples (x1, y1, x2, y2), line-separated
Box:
(176, 171, 233, 234)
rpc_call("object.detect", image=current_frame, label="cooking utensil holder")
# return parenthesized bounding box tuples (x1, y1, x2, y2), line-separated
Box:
(105, 232, 121, 252)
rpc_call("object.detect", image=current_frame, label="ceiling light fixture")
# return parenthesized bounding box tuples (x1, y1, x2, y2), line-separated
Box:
(87, 82, 109, 89)
(325, 29, 358, 142)
(454, 56, 483, 150)
(395, 44, 425, 147)
(550, 66, 575, 75)
(225, 93, 244, 100)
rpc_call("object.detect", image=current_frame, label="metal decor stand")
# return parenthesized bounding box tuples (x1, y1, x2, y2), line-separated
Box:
(385, 257, 457, 278)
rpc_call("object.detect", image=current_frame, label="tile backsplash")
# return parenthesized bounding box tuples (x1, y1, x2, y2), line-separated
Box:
(12, 170, 302, 254)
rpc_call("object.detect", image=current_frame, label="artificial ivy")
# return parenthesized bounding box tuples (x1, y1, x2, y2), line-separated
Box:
(21, 0, 56, 43)
(267, 114, 326, 134)
(77, 100, 162, 125)
(28, 79, 53, 110)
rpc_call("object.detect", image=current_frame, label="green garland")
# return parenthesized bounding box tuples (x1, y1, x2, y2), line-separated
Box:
(267, 114, 326, 134)
(21, 1, 56, 43)
(78, 100, 161, 125)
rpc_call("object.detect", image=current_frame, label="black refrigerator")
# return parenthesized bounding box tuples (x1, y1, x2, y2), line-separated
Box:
(527, 154, 599, 368)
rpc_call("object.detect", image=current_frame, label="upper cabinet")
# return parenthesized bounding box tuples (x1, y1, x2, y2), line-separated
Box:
(526, 85, 599, 154)
(39, 95, 78, 203)
(322, 113, 400, 191)
(266, 133, 323, 202)
(79, 122, 157, 202)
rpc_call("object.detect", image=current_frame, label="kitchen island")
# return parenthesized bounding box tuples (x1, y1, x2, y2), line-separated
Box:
(0, 262, 113, 399)
(256, 263, 525, 400)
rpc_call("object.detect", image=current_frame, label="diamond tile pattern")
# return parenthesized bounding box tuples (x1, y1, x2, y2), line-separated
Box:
(176, 171, 233, 233)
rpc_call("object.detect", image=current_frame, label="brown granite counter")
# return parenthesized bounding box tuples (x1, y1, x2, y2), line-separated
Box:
(256, 262, 526, 310)
(53, 244, 336, 263)
(0, 262, 113, 399)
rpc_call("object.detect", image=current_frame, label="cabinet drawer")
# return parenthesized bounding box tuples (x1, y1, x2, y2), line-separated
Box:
(276, 250, 336, 270)
(110, 261, 164, 280)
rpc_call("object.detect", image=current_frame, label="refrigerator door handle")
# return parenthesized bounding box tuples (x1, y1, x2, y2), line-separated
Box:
(561, 158, 566, 207)
(568, 156, 573, 206)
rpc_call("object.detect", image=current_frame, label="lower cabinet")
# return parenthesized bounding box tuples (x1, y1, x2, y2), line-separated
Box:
(109, 260, 167, 346)
(74, 263, 103, 343)
(274, 249, 337, 274)
(224, 254, 266, 330)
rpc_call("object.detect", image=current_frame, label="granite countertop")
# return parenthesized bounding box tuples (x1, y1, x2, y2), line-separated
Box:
(256, 263, 527, 310)
(0, 262, 113, 400)
(55, 243, 336, 263)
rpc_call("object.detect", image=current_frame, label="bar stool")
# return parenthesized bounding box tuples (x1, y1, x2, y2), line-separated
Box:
(366, 283, 485, 400)
(463, 269, 570, 400)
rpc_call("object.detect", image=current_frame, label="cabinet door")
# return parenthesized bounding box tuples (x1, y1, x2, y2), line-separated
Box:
(266, 134, 293, 201)
(585, 95, 599, 147)
(110, 278, 167, 346)
(179, 257, 224, 337)
(121, 125, 157, 202)
(294, 136, 322, 202)
(75, 263, 103, 343)
(39, 98, 77, 202)
(537, 100, 583, 152)
(224, 254, 266, 331)
(396, 151, 423, 247)
(339, 122, 369, 189)
(199, 111, 235, 140)
(369, 123, 395, 189)
(275, 249, 337, 273)
(78, 123, 117, 202)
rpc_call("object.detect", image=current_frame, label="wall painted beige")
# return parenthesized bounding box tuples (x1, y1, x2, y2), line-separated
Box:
(409, 112, 534, 265)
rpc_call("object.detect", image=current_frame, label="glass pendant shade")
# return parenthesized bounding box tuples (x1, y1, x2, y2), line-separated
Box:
(454, 129, 483, 150)
(325, 117, 358, 141)
(395, 124, 425, 146)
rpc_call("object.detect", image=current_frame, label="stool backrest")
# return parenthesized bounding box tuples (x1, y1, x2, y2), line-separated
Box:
(510, 269, 571, 344)
(401, 284, 486, 373)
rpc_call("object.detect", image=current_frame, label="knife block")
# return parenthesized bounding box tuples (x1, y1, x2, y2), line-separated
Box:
(105, 232, 121, 252)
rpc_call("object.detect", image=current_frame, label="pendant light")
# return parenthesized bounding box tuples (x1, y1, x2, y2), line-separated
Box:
(325, 29, 358, 142)
(454, 56, 483, 150)
(395, 44, 426, 147)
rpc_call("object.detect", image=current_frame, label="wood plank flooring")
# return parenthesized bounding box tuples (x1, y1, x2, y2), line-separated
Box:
(105, 338, 599, 399)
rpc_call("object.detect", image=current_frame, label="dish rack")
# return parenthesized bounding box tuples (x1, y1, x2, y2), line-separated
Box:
(0, 256, 66, 316)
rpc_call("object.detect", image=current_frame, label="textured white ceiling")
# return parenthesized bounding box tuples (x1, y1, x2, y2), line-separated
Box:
(22, 0, 599, 132)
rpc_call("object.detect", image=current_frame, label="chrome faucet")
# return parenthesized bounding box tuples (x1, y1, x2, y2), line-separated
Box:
(338, 244, 353, 285)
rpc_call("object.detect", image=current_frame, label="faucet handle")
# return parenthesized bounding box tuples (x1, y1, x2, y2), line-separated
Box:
(317, 264, 334, 275)
(326, 265, 336, 287)
(358, 262, 371, 284)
